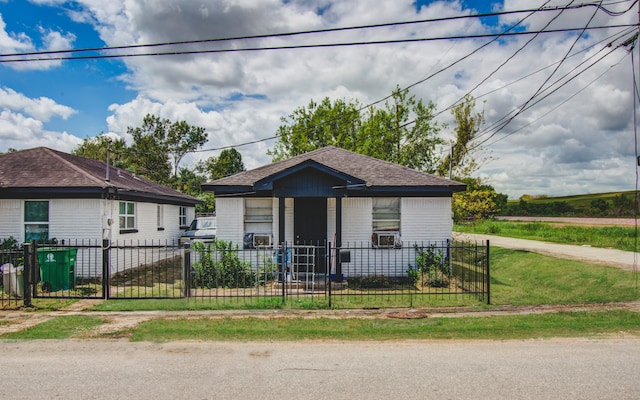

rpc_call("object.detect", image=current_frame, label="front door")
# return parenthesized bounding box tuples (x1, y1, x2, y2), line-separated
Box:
(294, 198, 327, 274)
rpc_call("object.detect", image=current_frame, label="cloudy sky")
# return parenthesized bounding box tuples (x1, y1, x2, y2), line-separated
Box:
(0, 0, 637, 199)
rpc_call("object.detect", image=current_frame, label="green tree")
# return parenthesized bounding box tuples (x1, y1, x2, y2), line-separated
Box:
(197, 148, 246, 180)
(269, 97, 361, 161)
(452, 177, 503, 222)
(437, 95, 486, 178)
(128, 115, 172, 185)
(173, 167, 205, 196)
(72, 135, 129, 169)
(127, 114, 207, 184)
(166, 120, 208, 177)
(269, 86, 442, 172)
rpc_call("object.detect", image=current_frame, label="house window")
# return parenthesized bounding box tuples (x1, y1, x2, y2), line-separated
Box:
(179, 206, 188, 227)
(119, 201, 136, 231)
(373, 198, 400, 231)
(244, 198, 273, 248)
(24, 200, 49, 243)
(372, 198, 401, 248)
(157, 204, 164, 231)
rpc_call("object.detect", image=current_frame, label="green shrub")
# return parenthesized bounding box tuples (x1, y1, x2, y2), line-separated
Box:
(191, 240, 256, 289)
(411, 244, 450, 288)
(350, 275, 392, 289)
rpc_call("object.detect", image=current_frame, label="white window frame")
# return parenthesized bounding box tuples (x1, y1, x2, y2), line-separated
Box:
(24, 200, 49, 243)
(157, 204, 164, 230)
(372, 197, 400, 232)
(179, 206, 188, 227)
(244, 198, 273, 248)
(119, 201, 136, 231)
(372, 197, 401, 248)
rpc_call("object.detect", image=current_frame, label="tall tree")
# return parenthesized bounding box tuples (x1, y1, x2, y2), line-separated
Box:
(126, 114, 208, 184)
(197, 148, 246, 180)
(166, 119, 208, 177)
(269, 97, 361, 162)
(269, 86, 442, 172)
(437, 94, 486, 178)
(127, 115, 172, 185)
(72, 135, 129, 169)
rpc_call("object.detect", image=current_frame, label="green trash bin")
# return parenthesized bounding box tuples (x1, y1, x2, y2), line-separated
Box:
(37, 247, 77, 291)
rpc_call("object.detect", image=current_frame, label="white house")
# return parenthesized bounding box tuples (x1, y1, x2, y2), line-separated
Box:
(0, 147, 200, 278)
(203, 146, 466, 280)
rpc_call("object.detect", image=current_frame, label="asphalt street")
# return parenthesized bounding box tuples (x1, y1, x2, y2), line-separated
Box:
(1, 339, 639, 400)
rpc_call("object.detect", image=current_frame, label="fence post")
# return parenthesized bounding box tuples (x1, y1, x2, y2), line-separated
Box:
(280, 242, 286, 304)
(102, 239, 110, 300)
(23, 243, 32, 307)
(486, 240, 491, 305)
(183, 243, 191, 298)
(446, 239, 451, 276)
(328, 241, 332, 309)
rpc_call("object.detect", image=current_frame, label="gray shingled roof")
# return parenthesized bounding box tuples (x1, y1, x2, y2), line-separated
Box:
(0, 147, 199, 203)
(206, 146, 466, 190)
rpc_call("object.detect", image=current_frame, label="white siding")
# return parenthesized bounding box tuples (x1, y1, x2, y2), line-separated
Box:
(49, 199, 102, 240)
(339, 197, 453, 278)
(342, 198, 372, 245)
(109, 201, 193, 243)
(327, 198, 336, 244)
(0, 199, 22, 241)
(272, 198, 279, 244)
(216, 198, 244, 245)
(401, 197, 452, 243)
(284, 198, 294, 244)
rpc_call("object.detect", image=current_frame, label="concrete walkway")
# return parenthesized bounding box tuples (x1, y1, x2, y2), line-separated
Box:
(454, 232, 639, 271)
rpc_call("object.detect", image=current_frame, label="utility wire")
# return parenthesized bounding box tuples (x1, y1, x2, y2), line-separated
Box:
(483, 51, 630, 148)
(0, 1, 635, 60)
(88, 1, 639, 158)
(475, 38, 630, 149)
(1, 24, 636, 64)
(473, 0, 602, 148)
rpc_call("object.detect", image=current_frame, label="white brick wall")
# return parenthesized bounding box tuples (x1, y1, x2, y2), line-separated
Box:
(342, 198, 372, 245)
(216, 198, 244, 245)
(0, 199, 22, 240)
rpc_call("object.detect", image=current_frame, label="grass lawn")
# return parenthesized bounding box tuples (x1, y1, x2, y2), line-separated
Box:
(455, 220, 638, 251)
(489, 247, 639, 305)
(126, 310, 640, 341)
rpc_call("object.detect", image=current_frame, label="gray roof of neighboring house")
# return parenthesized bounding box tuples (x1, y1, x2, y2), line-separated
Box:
(204, 146, 466, 194)
(0, 147, 199, 205)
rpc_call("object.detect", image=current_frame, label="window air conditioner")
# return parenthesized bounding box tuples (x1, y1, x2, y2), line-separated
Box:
(373, 232, 401, 248)
(253, 234, 272, 247)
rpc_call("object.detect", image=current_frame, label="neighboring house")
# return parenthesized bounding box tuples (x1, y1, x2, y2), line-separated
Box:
(0, 147, 199, 278)
(203, 146, 466, 279)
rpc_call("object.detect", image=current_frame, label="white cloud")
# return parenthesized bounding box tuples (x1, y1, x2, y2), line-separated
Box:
(0, 87, 76, 121)
(0, 12, 76, 71)
(0, 109, 81, 151)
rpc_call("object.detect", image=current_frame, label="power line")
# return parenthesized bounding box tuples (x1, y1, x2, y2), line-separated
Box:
(1, 24, 635, 64)
(473, 0, 605, 148)
(0, 1, 635, 60)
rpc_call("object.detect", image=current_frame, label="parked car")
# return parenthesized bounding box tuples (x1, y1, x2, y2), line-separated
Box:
(180, 216, 216, 245)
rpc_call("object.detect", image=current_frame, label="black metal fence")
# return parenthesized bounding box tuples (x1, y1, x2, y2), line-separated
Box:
(0, 238, 489, 308)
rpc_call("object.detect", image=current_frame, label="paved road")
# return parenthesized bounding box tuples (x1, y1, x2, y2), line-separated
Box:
(454, 232, 639, 271)
(1, 339, 639, 400)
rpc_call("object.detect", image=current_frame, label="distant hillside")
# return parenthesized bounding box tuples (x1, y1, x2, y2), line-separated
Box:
(500, 191, 637, 217)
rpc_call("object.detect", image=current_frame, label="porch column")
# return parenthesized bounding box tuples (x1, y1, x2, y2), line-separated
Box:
(278, 197, 285, 245)
(334, 196, 343, 281)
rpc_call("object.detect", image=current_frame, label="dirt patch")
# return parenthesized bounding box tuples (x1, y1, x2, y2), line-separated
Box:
(111, 255, 183, 287)
(386, 310, 428, 319)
